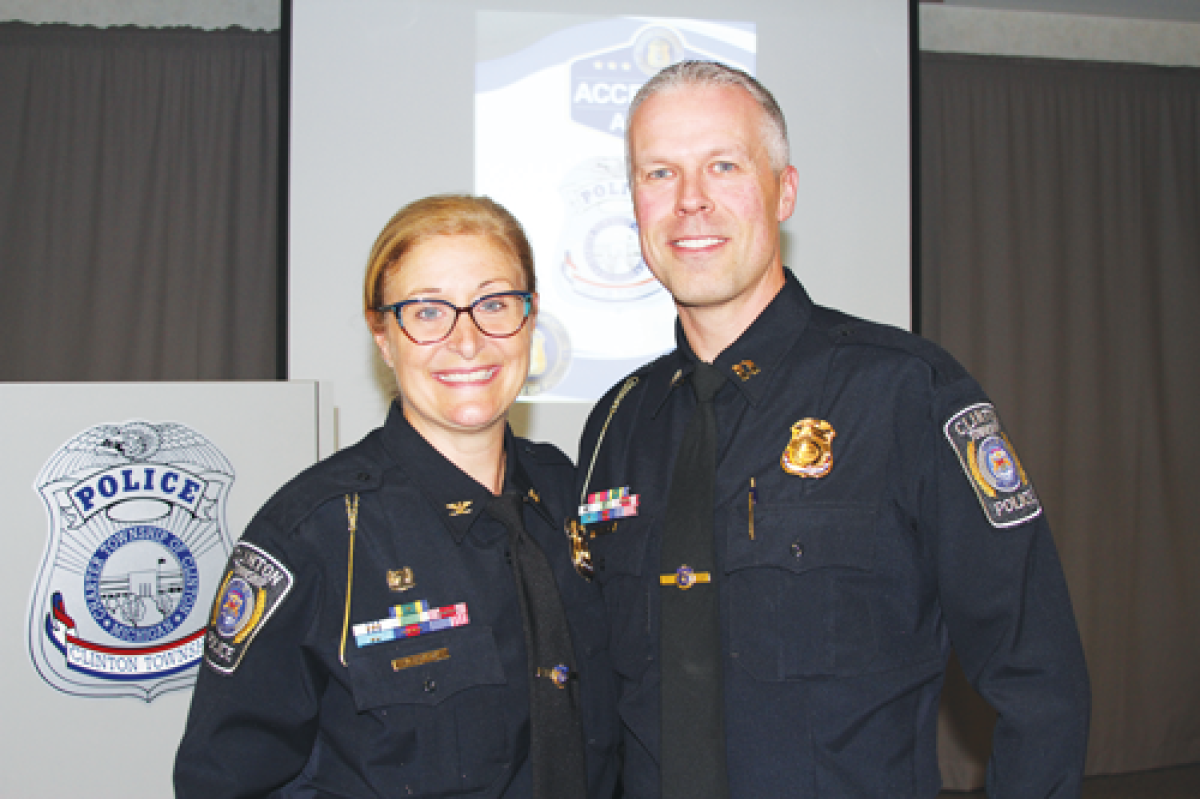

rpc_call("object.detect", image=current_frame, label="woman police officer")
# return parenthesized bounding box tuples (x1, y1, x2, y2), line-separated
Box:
(174, 195, 617, 798)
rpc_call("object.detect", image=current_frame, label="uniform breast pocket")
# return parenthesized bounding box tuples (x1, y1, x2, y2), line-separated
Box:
(589, 515, 654, 681)
(347, 625, 510, 794)
(725, 504, 878, 680)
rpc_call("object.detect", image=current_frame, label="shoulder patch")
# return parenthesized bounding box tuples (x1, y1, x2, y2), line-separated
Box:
(204, 542, 294, 674)
(944, 403, 1042, 528)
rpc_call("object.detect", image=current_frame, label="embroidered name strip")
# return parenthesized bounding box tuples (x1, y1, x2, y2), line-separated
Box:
(392, 647, 450, 672)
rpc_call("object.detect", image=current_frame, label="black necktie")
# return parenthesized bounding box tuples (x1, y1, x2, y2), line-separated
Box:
(487, 490, 588, 799)
(660, 362, 730, 799)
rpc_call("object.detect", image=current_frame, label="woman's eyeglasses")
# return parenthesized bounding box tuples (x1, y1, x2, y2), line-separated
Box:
(377, 290, 533, 345)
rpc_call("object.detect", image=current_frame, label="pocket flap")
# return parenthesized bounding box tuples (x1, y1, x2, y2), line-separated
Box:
(348, 625, 506, 711)
(590, 515, 653, 579)
(726, 504, 876, 575)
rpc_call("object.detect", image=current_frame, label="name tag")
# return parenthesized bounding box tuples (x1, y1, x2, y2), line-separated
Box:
(392, 647, 449, 672)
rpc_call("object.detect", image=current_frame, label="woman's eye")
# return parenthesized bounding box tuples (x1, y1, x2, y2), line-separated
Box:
(476, 297, 510, 314)
(412, 304, 445, 322)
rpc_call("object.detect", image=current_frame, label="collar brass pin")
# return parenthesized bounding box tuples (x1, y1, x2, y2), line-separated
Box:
(387, 567, 415, 592)
(732, 360, 760, 381)
(781, 418, 836, 478)
(446, 500, 473, 517)
(526, 487, 540, 504)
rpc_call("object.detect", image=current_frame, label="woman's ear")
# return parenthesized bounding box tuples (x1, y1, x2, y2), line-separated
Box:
(369, 313, 396, 369)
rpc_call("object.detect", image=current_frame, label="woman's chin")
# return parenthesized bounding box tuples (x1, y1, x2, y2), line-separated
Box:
(444, 403, 507, 434)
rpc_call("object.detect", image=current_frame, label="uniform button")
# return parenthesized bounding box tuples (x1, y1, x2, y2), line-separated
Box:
(424, 679, 436, 693)
(791, 542, 804, 559)
(357, 471, 371, 482)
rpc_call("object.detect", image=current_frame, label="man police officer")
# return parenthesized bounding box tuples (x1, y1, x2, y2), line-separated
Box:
(572, 60, 1090, 797)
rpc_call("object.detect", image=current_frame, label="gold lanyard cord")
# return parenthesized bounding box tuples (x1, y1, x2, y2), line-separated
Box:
(579, 376, 639, 507)
(339, 493, 360, 667)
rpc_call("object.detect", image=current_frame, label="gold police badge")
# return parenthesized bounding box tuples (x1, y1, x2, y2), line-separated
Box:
(781, 418, 836, 478)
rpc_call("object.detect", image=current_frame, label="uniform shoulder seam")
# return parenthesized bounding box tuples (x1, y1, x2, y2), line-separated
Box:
(809, 305, 969, 388)
(254, 435, 388, 536)
(517, 439, 573, 468)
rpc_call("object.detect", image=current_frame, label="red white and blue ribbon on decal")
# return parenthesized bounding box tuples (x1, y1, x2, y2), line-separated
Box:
(44, 592, 204, 682)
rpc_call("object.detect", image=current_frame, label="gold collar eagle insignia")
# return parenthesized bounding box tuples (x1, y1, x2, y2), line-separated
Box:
(781, 418, 836, 478)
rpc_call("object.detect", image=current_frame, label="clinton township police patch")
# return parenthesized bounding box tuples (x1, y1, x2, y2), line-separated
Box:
(204, 542, 293, 674)
(944, 403, 1042, 529)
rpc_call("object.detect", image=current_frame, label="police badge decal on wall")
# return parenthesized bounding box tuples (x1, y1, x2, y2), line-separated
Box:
(28, 421, 235, 701)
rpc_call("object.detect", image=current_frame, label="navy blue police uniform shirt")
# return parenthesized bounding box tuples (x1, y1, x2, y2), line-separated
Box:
(174, 403, 619, 798)
(574, 273, 1090, 798)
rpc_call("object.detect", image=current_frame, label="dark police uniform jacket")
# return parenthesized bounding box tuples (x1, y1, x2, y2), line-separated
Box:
(574, 274, 1090, 798)
(175, 403, 618, 798)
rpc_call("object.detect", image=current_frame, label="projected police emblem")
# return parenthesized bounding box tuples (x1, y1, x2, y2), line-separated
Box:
(522, 310, 572, 396)
(28, 421, 236, 701)
(558, 156, 659, 302)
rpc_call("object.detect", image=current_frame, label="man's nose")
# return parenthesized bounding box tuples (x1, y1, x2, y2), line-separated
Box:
(676, 171, 713, 215)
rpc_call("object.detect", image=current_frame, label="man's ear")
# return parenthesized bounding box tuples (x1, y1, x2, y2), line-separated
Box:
(776, 165, 799, 223)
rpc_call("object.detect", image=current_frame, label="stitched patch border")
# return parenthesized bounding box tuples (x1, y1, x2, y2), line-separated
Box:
(944, 403, 1042, 529)
(204, 542, 293, 674)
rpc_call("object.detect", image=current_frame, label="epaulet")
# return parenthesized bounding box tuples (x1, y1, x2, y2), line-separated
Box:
(515, 439, 573, 469)
(589, 352, 665, 414)
(809, 305, 969, 389)
(253, 434, 387, 535)
(618, 351, 669, 385)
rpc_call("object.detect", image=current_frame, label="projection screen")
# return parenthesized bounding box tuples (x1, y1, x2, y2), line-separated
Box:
(289, 0, 912, 456)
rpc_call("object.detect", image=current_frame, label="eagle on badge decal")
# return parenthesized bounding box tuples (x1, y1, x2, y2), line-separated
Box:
(781, 418, 836, 478)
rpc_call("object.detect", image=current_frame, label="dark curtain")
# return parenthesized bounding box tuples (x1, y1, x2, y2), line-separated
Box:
(921, 52, 1200, 785)
(0, 23, 279, 380)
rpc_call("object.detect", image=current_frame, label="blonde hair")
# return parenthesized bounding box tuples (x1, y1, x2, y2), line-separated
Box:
(363, 195, 535, 330)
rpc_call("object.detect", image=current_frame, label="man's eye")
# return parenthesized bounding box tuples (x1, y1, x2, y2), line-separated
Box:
(712, 161, 737, 173)
(647, 168, 672, 180)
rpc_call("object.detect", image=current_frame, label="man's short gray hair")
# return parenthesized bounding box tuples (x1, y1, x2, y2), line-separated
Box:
(627, 60, 790, 173)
